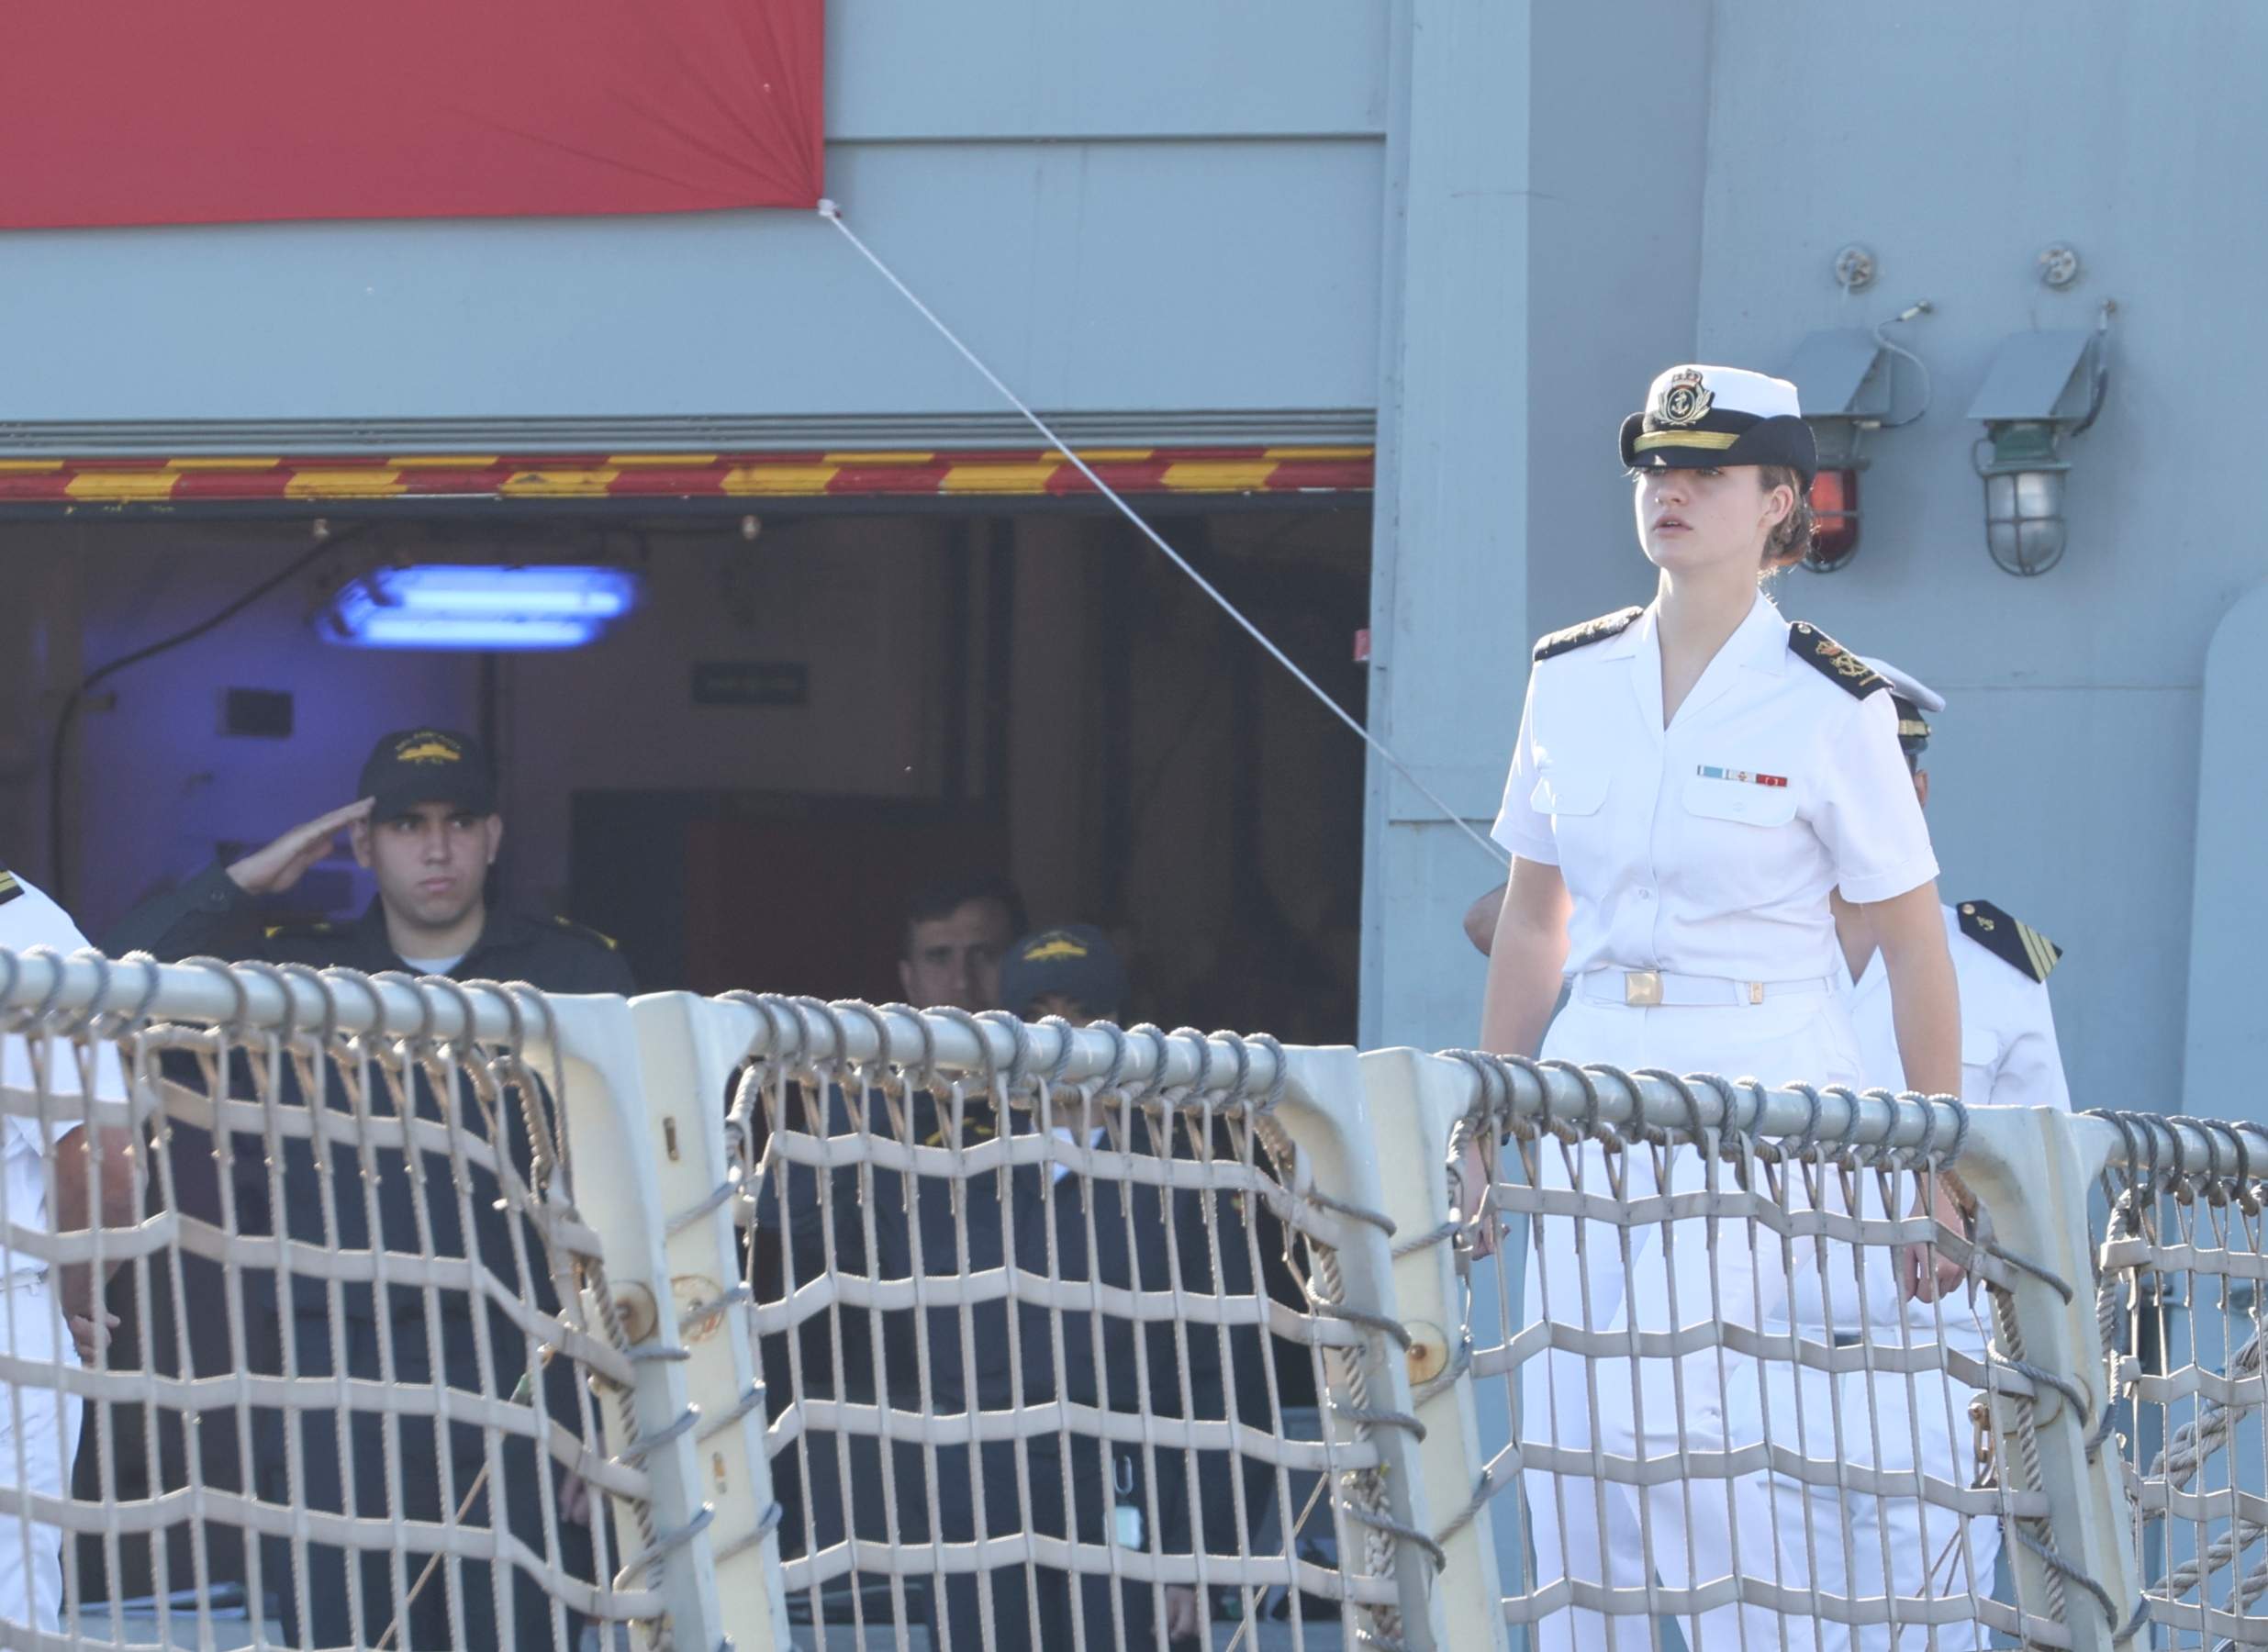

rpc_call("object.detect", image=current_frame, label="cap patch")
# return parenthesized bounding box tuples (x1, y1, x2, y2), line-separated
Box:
(1959, 899, 2061, 983)
(394, 736, 463, 765)
(1534, 606, 1644, 663)
(1654, 368, 1715, 427)
(1788, 623, 1889, 699)
(1022, 935, 1090, 963)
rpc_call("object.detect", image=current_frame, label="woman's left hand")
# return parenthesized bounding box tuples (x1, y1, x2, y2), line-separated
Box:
(1901, 1174, 1968, 1303)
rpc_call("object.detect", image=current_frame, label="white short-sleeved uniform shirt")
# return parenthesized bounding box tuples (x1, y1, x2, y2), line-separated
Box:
(1492, 594, 1939, 984)
(0, 872, 125, 1264)
(1844, 902, 2072, 1111)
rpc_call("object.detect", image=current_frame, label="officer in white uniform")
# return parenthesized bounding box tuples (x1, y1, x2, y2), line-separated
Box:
(1788, 660, 2071, 1649)
(0, 866, 127, 1631)
(1480, 364, 1963, 1651)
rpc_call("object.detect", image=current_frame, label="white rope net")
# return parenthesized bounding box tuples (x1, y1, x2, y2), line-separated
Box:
(2096, 1110, 2268, 1648)
(1445, 1055, 2067, 1650)
(734, 996, 1406, 1652)
(0, 952, 658, 1652)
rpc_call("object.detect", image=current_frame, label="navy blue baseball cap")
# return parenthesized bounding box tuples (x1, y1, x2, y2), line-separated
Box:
(357, 728, 498, 820)
(999, 925, 1129, 1021)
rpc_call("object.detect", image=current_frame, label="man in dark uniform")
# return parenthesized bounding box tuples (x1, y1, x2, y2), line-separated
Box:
(106, 728, 631, 1650)
(765, 926, 1235, 1648)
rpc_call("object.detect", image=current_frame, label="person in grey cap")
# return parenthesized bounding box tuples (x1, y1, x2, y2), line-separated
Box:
(105, 728, 629, 1650)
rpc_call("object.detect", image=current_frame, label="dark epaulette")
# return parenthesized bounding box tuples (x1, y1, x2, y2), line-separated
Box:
(1957, 899, 2061, 984)
(1788, 621, 1889, 698)
(1533, 606, 1643, 663)
(262, 919, 338, 940)
(552, 915, 621, 952)
(0, 868, 21, 908)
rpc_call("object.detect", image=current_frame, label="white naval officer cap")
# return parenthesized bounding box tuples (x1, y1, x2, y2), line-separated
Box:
(1858, 655, 1942, 757)
(1619, 364, 1817, 483)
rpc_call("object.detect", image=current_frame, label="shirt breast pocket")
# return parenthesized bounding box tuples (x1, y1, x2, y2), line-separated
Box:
(1530, 768, 1610, 820)
(1680, 775, 1799, 829)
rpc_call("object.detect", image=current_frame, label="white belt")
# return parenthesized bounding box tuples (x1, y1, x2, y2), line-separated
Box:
(1573, 968, 1835, 1008)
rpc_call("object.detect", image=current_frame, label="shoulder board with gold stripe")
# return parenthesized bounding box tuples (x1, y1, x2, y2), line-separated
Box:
(1533, 607, 1643, 663)
(263, 920, 337, 940)
(1788, 622, 1889, 699)
(1957, 899, 2061, 983)
(0, 869, 21, 908)
(553, 915, 620, 951)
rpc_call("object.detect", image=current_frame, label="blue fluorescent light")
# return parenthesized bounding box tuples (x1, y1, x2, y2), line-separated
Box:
(321, 564, 641, 651)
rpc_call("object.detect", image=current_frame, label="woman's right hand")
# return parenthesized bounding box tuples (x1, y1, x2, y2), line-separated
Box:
(1456, 1136, 1498, 1259)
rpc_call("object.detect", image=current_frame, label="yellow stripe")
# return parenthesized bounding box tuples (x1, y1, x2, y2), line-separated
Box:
(65, 471, 182, 501)
(1633, 430, 1740, 452)
(2017, 924, 2059, 981)
(821, 451, 933, 465)
(390, 454, 499, 468)
(939, 462, 1063, 495)
(284, 470, 408, 498)
(1068, 448, 1156, 462)
(719, 463, 842, 497)
(0, 872, 18, 893)
(163, 457, 281, 471)
(1159, 460, 1279, 492)
(497, 468, 621, 497)
(1262, 445, 1374, 460)
(604, 453, 721, 467)
(0, 461, 63, 474)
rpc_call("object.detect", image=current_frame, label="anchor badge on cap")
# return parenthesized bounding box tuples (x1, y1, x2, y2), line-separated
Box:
(1655, 367, 1714, 427)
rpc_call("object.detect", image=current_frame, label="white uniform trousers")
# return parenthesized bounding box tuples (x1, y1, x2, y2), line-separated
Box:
(1764, 1329, 2001, 1649)
(1520, 990, 1864, 1652)
(0, 1277, 83, 1633)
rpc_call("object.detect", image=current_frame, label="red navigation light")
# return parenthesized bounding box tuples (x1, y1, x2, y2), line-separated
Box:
(1805, 469, 1860, 571)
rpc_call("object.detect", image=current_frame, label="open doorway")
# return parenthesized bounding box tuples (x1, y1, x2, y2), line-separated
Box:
(11, 498, 1370, 1043)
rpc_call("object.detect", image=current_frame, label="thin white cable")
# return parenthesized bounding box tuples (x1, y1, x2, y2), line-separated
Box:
(818, 199, 1511, 873)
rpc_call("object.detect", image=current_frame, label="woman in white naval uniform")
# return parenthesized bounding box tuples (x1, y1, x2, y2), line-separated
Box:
(0, 867, 128, 1632)
(1479, 365, 1966, 1652)
(1797, 659, 2072, 1650)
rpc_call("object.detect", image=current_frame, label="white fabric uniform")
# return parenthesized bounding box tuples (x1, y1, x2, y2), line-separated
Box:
(1768, 904, 2070, 1650)
(0, 873, 118, 1632)
(1493, 594, 1938, 1651)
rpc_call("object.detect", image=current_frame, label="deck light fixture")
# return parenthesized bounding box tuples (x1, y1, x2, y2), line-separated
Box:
(1968, 305, 2113, 577)
(1788, 307, 1930, 572)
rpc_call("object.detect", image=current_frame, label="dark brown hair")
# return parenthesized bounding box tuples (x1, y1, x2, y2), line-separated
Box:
(1757, 465, 1813, 571)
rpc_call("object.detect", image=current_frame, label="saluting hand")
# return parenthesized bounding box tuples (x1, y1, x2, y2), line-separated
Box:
(226, 798, 375, 896)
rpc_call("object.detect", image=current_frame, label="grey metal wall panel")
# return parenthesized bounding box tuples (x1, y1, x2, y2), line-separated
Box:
(827, 1, 1389, 140)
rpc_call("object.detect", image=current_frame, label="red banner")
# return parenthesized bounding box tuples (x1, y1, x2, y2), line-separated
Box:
(0, 2, 823, 229)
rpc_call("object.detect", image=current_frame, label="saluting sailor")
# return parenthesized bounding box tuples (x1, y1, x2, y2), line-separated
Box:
(1477, 364, 1965, 1650)
(1786, 657, 2072, 1650)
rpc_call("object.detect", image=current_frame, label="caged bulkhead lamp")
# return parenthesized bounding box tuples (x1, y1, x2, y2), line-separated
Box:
(1967, 303, 2113, 576)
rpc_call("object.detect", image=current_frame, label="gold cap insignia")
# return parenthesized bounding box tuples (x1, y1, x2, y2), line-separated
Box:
(1655, 368, 1714, 428)
(395, 736, 462, 765)
(1024, 936, 1090, 963)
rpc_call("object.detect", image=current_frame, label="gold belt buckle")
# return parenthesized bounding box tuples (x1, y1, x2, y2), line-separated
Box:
(1624, 970, 1663, 1007)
